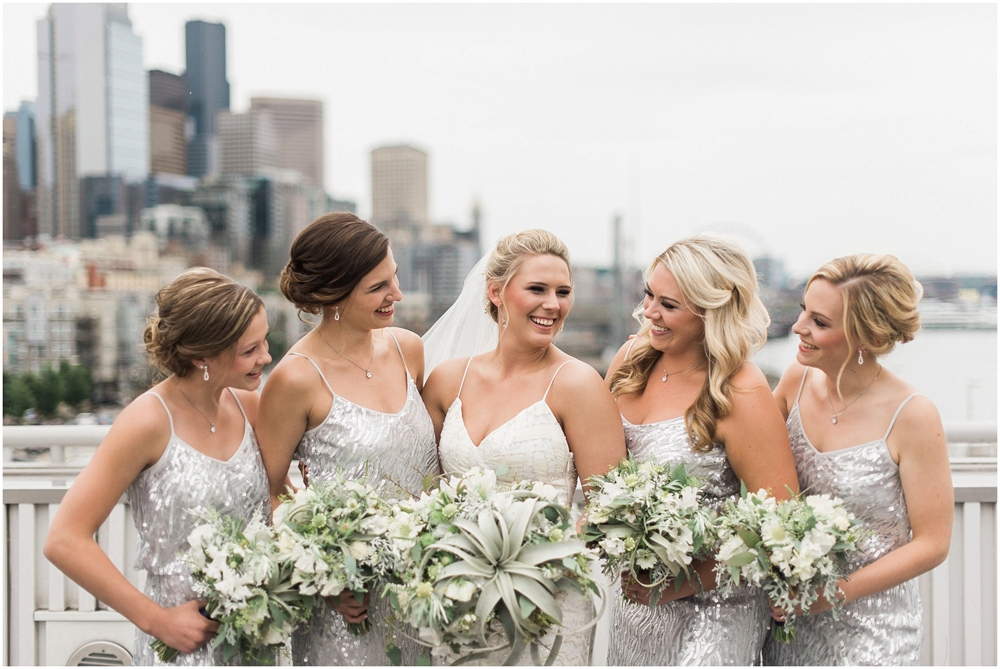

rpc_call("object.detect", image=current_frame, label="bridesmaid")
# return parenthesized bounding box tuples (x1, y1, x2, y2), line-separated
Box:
(44, 268, 272, 665)
(604, 234, 800, 665)
(763, 254, 952, 665)
(256, 213, 439, 665)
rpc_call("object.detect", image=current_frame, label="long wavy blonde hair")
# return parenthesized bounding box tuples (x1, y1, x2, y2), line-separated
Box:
(808, 253, 922, 402)
(608, 234, 770, 452)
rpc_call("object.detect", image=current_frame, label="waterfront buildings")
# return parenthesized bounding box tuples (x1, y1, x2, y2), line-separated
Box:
(36, 4, 148, 240)
(185, 20, 229, 178)
(249, 97, 324, 187)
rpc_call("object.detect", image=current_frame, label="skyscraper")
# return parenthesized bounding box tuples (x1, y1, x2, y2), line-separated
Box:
(185, 20, 229, 178)
(218, 109, 278, 177)
(249, 97, 324, 187)
(149, 70, 187, 176)
(36, 3, 148, 239)
(371, 145, 428, 229)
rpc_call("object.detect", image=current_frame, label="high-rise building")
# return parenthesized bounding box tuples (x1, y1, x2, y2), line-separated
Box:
(36, 4, 148, 239)
(149, 70, 187, 176)
(4, 113, 24, 241)
(14, 102, 37, 191)
(185, 20, 229, 178)
(250, 97, 324, 187)
(218, 109, 278, 178)
(371, 145, 428, 229)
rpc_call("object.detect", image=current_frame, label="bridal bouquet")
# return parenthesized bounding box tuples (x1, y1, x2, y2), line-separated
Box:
(582, 458, 718, 606)
(150, 507, 311, 664)
(380, 467, 603, 665)
(272, 472, 394, 635)
(713, 485, 864, 642)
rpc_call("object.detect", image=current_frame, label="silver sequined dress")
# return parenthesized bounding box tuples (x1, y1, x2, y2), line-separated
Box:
(607, 416, 771, 666)
(762, 370, 923, 666)
(437, 360, 597, 666)
(128, 390, 270, 666)
(288, 331, 440, 666)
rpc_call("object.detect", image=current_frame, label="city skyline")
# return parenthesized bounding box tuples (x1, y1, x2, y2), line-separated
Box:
(3, 3, 996, 278)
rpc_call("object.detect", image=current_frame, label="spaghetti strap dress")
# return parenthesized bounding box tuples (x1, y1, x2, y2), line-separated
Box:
(288, 329, 440, 665)
(762, 368, 923, 665)
(128, 389, 270, 666)
(436, 359, 596, 665)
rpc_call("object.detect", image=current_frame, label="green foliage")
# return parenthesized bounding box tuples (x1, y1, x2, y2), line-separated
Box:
(4, 363, 95, 418)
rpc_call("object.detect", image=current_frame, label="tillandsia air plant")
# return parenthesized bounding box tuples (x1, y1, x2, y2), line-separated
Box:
(713, 483, 865, 643)
(150, 507, 312, 664)
(272, 470, 394, 636)
(582, 457, 718, 606)
(379, 467, 605, 665)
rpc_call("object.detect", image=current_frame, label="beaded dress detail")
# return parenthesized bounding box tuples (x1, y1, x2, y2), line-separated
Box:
(289, 330, 440, 666)
(763, 369, 923, 666)
(437, 359, 595, 665)
(128, 390, 270, 666)
(607, 415, 770, 665)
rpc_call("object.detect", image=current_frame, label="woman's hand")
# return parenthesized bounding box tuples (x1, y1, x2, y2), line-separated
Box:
(327, 591, 370, 625)
(769, 583, 843, 621)
(620, 571, 686, 607)
(149, 600, 220, 655)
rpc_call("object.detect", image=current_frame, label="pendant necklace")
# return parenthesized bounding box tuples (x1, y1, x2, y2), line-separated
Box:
(173, 378, 219, 433)
(318, 329, 375, 379)
(659, 358, 706, 383)
(828, 365, 882, 425)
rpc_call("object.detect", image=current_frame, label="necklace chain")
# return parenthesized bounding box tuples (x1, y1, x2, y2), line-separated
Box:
(828, 364, 882, 425)
(659, 358, 706, 383)
(172, 378, 219, 434)
(318, 329, 375, 379)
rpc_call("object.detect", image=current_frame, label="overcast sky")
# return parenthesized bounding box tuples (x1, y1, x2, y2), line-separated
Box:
(4, 3, 996, 278)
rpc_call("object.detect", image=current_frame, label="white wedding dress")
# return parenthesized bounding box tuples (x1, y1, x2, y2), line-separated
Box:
(436, 358, 596, 666)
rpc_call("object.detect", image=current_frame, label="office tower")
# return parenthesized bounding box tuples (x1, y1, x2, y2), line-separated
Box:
(218, 109, 278, 177)
(250, 97, 324, 187)
(36, 3, 148, 239)
(14, 102, 37, 191)
(185, 20, 229, 178)
(371, 145, 428, 228)
(149, 70, 187, 175)
(4, 113, 24, 240)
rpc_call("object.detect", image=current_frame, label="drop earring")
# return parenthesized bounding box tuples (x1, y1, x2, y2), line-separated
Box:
(334, 306, 340, 321)
(858, 349, 864, 365)
(202, 364, 210, 382)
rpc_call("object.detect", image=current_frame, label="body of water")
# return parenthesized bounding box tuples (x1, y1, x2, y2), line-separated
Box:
(754, 329, 997, 423)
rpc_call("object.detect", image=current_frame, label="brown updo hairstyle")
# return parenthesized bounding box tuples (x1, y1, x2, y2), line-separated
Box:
(807, 253, 923, 397)
(144, 267, 264, 377)
(279, 212, 390, 318)
(484, 229, 573, 323)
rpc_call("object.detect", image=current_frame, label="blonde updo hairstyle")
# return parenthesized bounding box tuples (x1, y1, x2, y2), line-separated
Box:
(807, 253, 923, 400)
(144, 267, 264, 378)
(484, 229, 573, 324)
(608, 234, 770, 452)
(279, 213, 389, 319)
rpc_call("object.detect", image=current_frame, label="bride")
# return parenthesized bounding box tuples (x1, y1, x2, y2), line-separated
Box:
(422, 229, 627, 665)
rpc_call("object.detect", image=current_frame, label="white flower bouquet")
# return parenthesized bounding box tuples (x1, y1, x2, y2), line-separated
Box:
(272, 472, 393, 635)
(713, 484, 865, 642)
(380, 467, 603, 665)
(150, 507, 311, 664)
(581, 458, 718, 606)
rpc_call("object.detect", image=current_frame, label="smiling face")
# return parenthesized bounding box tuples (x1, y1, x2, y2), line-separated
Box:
(339, 246, 403, 330)
(792, 278, 852, 370)
(490, 254, 572, 347)
(203, 306, 272, 391)
(642, 262, 705, 355)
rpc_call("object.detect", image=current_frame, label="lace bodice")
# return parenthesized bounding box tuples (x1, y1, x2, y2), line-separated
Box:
(437, 360, 578, 507)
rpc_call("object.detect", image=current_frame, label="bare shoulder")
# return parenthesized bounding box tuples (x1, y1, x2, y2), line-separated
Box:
(605, 339, 637, 379)
(263, 350, 321, 395)
(424, 356, 470, 404)
(387, 326, 423, 354)
(104, 392, 172, 464)
(730, 361, 772, 393)
(230, 388, 261, 425)
(890, 392, 944, 444)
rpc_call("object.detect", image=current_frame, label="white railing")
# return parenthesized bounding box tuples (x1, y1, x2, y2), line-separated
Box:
(3, 425, 997, 666)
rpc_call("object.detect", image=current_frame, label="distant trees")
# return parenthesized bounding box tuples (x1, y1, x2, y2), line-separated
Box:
(3, 362, 93, 419)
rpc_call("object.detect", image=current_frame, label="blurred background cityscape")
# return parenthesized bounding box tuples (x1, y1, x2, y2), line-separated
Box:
(3, 4, 996, 434)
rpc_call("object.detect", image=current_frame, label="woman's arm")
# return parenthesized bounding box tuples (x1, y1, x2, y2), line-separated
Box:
(421, 357, 465, 442)
(550, 360, 627, 494)
(774, 395, 953, 618)
(389, 327, 427, 392)
(772, 362, 807, 421)
(43, 397, 219, 654)
(256, 361, 313, 511)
